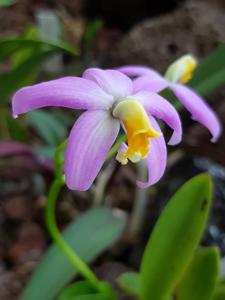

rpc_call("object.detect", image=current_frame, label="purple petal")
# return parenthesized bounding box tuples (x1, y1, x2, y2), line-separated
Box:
(83, 68, 133, 99)
(64, 110, 120, 191)
(12, 77, 113, 118)
(171, 84, 222, 142)
(117, 65, 161, 78)
(133, 91, 182, 145)
(137, 117, 167, 188)
(133, 75, 169, 93)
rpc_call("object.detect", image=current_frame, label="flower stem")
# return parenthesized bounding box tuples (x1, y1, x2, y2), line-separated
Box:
(45, 141, 101, 290)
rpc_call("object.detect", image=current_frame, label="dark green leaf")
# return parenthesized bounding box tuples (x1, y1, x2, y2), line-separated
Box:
(0, 38, 78, 62)
(176, 247, 220, 300)
(64, 295, 115, 300)
(83, 19, 103, 51)
(140, 174, 212, 300)
(27, 110, 67, 146)
(6, 115, 30, 143)
(0, 49, 56, 106)
(57, 281, 96, 300)
(0, 0, 15, 6)
(21, 207, 126, 300)
(117, 272, 140, 296)
(189, 45, 225, 96)
(212, 286, 225, 300)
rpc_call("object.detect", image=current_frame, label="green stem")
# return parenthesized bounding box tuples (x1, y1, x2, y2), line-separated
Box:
(45, 142, 101, 290)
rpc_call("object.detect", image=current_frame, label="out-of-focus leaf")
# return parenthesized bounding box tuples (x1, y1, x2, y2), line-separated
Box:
(63, 295, 115, 300)
(83, 18, 103, 51)
(58, 281, 117, 300)
(176, 247, 220, 300)
(57, 281, 96, 300)
(35, 146, 55, 160)
(0, 38, 78, 62)
(6, 116, 30, 143)
(0, 0, 15, 6)
(27, 110, 67, 146)
(140, 174, 212, 300)
(189, 44, 225, 96)
(11, 27, 43, 68)
(117, 272, 140, 296)
(212, 286, 225, 300)
(0, 49, 55, 106)
(21, 207, 126, 300)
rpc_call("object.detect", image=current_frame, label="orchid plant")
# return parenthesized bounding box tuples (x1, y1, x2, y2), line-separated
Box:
(12, 54, 224, 300)
(12, 55, 221, 191)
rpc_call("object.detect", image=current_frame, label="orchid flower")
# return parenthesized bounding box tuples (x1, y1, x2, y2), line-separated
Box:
(12, 68, 183, 191)
(118, 55, 222, 143)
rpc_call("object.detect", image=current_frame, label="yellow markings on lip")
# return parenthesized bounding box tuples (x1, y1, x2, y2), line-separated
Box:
(165, 54, 197, 84)
(113, 99, 161, 164)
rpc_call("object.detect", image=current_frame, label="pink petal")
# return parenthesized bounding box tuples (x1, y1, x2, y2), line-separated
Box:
(64, 110, 120, 191)
(117, 65, 161, 78)
(133, 91, 182, 145)
(133, 75, 169, 93)
(12, 77, 113, 118)
(83, 68, 133, 99)
(171, 84, 222, 142)
(137, 117, 167, 188)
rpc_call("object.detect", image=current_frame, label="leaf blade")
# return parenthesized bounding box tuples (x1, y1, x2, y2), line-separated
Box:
(21, 207, 126, 300)
(140, 174, 212, 300)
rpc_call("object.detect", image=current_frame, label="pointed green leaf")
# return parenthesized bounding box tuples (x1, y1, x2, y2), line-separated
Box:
(176, 247, 220, 300)
(140, 174, 212, 300)
(117, 272, 140, 296)
(21, 207, 126, 300)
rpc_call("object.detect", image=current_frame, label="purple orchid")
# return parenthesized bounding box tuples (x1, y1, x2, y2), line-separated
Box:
(118, 55, 222, 143)
(12, 62, 220, 192)
(12, 68, 183, 191)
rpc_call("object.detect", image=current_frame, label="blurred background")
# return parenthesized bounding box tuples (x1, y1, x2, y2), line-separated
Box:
(0, 0, 225, 299)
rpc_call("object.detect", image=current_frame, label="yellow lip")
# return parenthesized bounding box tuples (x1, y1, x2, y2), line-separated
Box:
(113, 99, 161, 164)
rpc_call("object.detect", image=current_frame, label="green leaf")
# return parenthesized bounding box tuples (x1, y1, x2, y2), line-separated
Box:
(64, 295, 114, 300)
(57, 281, 96, 300)
(0, 49, 56, 106)
(6, 116, 30, 143)
(140, 174, 212, 300)
(0, 0, 15, 6)
(83, 18, 103, 51)
(212, 286, 225, 300)
(189, 45, 225, 96)
(21, 207, 126, 300)
(176, 247, 220, 300)
(27, 110, 67, 146)
(117, 272, 140, 296)
(0, 38, 78, 62)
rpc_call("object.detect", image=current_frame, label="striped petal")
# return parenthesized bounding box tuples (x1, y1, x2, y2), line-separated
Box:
(137, 117, 167, 188)
(133, 75, 169, 93)
(133, 91, 182, 145)
(83, 68, 133, 99)
(12, 77, 113, 118)
(171, 84, 222, 142)
(117, 65, 161, 78)
(64, 110, 120, 191)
